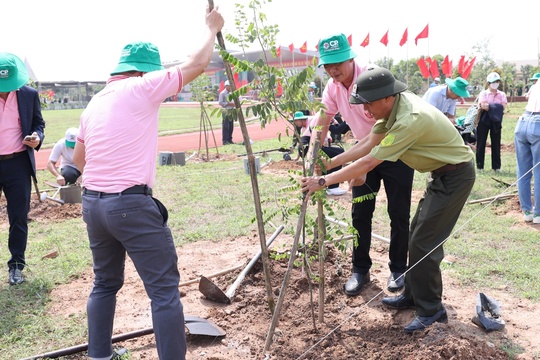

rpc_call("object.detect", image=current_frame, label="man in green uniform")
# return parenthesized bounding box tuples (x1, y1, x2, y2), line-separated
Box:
(301, 67, 475, 333)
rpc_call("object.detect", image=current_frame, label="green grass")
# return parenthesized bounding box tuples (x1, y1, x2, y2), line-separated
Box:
(1, 101, 537, 359)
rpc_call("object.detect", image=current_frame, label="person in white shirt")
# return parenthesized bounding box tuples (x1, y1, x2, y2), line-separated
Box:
(47, 127, 81, 185)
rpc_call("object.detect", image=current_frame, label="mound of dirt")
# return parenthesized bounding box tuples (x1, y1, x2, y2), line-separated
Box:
(41, 231, 539, 360)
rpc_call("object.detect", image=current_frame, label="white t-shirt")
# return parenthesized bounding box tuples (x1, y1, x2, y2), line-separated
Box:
(48, 138, 78, 170)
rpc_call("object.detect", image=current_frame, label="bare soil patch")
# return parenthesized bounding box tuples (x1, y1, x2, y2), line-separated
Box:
(4, 156, 539, 359)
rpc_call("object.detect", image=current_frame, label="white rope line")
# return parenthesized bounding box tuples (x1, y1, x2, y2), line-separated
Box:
(295, 161, 540, 360)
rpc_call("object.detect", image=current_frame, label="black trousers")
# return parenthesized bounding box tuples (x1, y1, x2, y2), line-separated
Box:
(61, 166, 81, 184)
(475, 120, 502, 170)
(0, 154, 32, 270)
(351, 160, 414, 274)
(222, 112, 234, 144)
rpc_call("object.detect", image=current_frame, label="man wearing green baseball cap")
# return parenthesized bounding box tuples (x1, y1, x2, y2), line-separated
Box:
(309, 33, 414, 296)
(301, 67, 475, 333)
(0, 52, 45, 286)
(422, 76, 470, 124)
(73, 6, 224, 360)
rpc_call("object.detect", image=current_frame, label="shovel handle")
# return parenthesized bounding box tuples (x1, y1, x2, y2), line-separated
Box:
(225, 225, 284, 299)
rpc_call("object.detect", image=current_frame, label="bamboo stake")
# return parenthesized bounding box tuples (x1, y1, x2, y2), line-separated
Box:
(208, 0, 274, 314)
(468, 193, 517, 204)
(317, 198, 325, 323)
(264, 135, 321, 353)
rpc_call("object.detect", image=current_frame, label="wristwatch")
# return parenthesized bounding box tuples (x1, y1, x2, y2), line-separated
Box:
(318, 176, 327, 187)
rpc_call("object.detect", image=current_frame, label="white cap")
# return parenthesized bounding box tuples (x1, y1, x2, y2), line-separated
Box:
(434, 77, 440, 82)
(224, 80, 230, 86)
(64, 127, 78, 147)
(486, 72, 501, 83)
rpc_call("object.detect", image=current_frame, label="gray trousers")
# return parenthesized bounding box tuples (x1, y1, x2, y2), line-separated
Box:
(403, 161, 475, 316)
(82, 193, 186, 360)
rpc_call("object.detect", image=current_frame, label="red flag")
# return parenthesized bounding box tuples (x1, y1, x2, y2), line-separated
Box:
(360, 33, 370, 48)
(430, 58, 439, 78)
(288, 43, 294, 52)
(315, 39, 320, 51)
(399, 28, 408, 47)
(414, 24, 429, 45)
(458, 55, 465, 74)
(277, 80, 283, 97)
(380, 30, 389, 47)
(219, 80, 224, 92)
(461, 57, 476, 80)
(347, 34, 353, 46)
(300, 41, 307, 53)
(276, 46, 281, 58)
(441, 55, 451, 76)
(416, 58, 430, 79)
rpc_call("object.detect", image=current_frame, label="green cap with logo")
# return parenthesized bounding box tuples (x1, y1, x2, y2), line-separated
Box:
(317, 34, 356, 68)
(0, 53, 29, 92)
(530, 73, 540, 81)
(110, 41, 164, 76)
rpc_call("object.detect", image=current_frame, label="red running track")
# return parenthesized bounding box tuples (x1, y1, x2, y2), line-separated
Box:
(34, 119, 290, 171)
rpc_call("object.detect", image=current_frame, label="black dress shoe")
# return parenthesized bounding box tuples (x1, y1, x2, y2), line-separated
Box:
(381, 294, 414, 309)
(404, 307, 448, 333)
(344, 272, 370, 296)
(387, 272, 404, 292)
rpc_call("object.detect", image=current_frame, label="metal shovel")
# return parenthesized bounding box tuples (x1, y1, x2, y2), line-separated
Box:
(199, 225, 284, 304)
(20, 315, 225, 359)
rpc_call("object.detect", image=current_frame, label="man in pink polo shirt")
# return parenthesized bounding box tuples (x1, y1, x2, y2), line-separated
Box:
(309, 34, 414, 296)
(73, 6, 224, 360)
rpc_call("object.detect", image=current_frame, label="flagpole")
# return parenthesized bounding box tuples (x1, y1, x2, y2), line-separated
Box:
(406, 41, 409, 85)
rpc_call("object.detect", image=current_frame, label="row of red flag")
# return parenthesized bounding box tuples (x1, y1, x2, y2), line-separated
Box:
(276, 24, 430, 57)
(416, 55, 476, 80)
(275, 23, 475, 80)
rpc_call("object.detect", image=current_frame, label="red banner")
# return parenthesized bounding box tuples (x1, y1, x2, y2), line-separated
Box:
(441, 55, 452, 76)
(430, 58, 439, 78)
(417, 58, 430, 79)
(380, 31, 389, 47)
(300, 41, 307, 53)
(415, 24, 429, 45)
(360, 33, 370, 48)
(399, 28, 408, 47)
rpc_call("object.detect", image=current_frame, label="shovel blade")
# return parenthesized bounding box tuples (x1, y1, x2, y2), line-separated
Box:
(185, 315, 226, 337)
(198, 275, 231, 304)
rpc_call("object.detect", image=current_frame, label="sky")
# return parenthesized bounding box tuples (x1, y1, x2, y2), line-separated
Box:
(5, 0, 539, 82)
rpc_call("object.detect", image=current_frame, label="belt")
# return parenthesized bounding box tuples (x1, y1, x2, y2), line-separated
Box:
(82, 185, 152, 197)
(0, 151, 25, 161)
(432, 161, 469, 174)
(524, 111, 540, 116)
